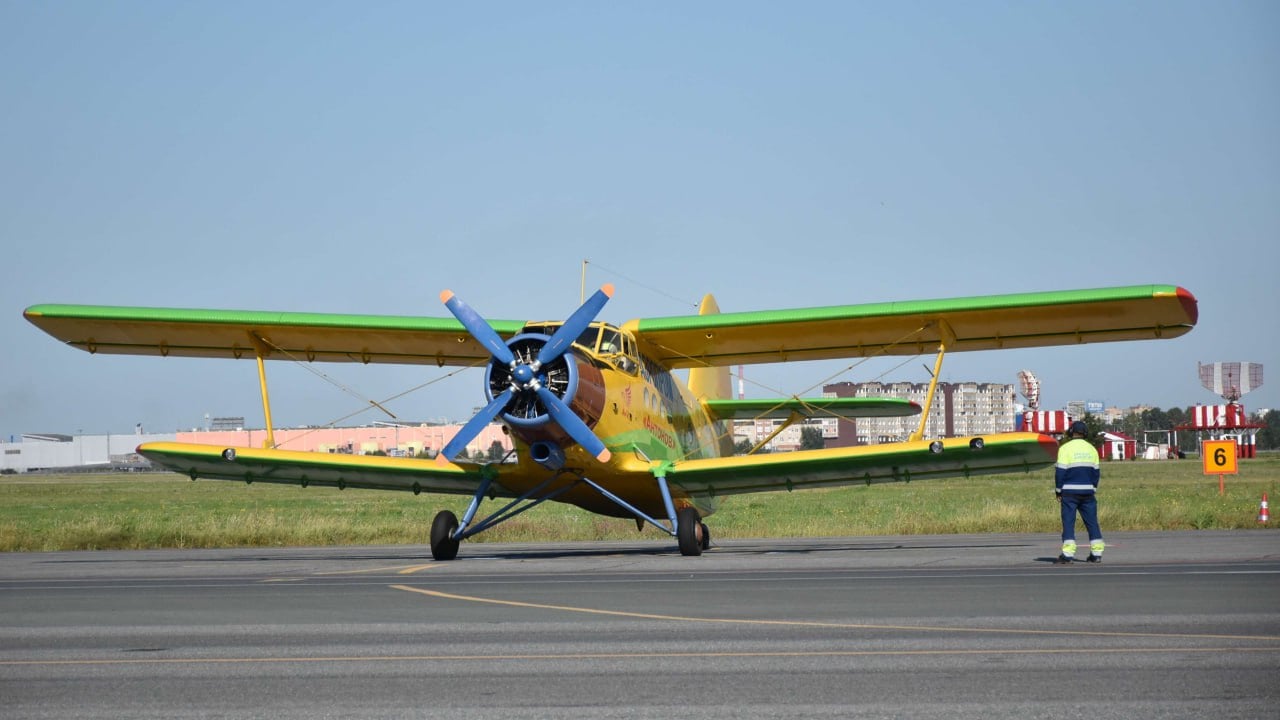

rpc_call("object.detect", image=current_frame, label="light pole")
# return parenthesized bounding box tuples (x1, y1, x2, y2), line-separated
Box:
(373, 420, 409, 456)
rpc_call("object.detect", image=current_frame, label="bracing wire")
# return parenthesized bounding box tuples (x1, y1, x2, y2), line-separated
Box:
(252, 333, 487, 448)
(645, 322, 933, 461)
(583, 259, 700, 311)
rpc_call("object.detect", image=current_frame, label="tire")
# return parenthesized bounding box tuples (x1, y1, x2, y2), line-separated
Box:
(676, 507, 703, 557)
(700, 522, 711, 551)
(430, 510, 460, 561)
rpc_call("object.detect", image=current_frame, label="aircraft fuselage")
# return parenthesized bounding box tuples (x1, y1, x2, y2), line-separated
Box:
(497, 321, 728, 519)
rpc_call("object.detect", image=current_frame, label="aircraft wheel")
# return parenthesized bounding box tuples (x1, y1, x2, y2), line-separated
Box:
(676, 507, 703, 557)
(430, 510, 460, 561)
(700, 522, 711, 551)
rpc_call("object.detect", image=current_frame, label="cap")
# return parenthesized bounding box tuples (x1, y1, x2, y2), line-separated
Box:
(1069, 420, 1088, 436)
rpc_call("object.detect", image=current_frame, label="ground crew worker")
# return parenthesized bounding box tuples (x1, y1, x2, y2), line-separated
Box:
(1054, 420, 1104, 564)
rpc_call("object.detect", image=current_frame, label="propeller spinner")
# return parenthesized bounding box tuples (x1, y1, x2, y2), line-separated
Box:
(436, 286, 615, 465)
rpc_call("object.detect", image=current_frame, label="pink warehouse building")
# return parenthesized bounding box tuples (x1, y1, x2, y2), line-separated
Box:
(176, 423, 511, 459)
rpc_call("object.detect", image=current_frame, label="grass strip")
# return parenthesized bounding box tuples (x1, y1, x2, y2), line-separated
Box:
(2, 455, 1277, 552)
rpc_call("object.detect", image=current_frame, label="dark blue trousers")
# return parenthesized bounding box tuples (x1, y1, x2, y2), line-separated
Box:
(1060, 492, 1102, 542)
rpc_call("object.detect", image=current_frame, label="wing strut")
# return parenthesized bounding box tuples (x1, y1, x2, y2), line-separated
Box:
(248, 332, 277, 449)
(750, 410, 804, 454)
(909, 320, 955, 442)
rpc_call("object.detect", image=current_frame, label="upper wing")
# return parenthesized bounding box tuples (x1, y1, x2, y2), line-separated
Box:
(663, 432, 1058, 496)
(137, 441, 533, 496)
(702, 397, 919, 421)
(624, 285, 1197, 369)
(23, 304, 525, 367)
(26, 284, 1197, 370)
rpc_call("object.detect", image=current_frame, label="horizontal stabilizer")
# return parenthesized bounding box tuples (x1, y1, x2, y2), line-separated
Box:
(703, 397, 920, 421)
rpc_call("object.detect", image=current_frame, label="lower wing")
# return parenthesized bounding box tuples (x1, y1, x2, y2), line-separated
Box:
(661, 433, 1058, 496)
(137, 442, 524, 496)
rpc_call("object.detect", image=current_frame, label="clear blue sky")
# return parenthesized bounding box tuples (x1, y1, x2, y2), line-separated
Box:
(3, 1, 1276, 438)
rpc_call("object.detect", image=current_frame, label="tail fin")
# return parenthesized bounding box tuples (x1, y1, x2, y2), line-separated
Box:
(687, 294, 732, 401)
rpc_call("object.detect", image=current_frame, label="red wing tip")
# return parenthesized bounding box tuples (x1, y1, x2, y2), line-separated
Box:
(601, 283, 615, 298)
(595, 449, 613, 463)
(1037, 434, 1060, 458)
(439, 290, 455, 304)
(1176, 286, 1199, 325)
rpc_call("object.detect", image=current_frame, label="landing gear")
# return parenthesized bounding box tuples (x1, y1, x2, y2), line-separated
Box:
(677, 507, 704, 556)
(430, 510, 460, 561)
(700, 522, 711, 551)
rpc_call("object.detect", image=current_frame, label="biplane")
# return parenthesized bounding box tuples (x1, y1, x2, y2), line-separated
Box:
(24, 284, 1197, 559)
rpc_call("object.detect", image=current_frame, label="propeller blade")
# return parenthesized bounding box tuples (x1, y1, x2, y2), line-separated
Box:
(440, 290, 515, 366)
(436, 388, 514, 464)
(535, 386, 612, 463)
(536, 284, 614, 366)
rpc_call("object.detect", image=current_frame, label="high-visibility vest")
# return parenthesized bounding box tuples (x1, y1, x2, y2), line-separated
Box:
(1055, 438, 1100, 494)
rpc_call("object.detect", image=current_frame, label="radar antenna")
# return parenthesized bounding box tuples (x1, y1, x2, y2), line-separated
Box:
(1198, 362, 1263, 403)
(1017, 369, 1041, 411)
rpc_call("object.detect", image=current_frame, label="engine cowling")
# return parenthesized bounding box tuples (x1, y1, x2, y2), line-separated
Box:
(485, 333, 605, 449)
(436, 285, 615, 464)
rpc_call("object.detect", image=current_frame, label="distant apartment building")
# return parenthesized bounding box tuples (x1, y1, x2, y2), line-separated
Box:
(731, 415, 841, 453)
(821, 381, 1016, 447)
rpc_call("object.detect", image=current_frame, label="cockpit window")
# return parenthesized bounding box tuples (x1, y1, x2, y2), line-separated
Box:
(576, 326, 601, 351)
(598, 328, 621, 355)
(600, 327, 639, 374)
(516, 323, 635, 370)
(518, 322, 597, 349)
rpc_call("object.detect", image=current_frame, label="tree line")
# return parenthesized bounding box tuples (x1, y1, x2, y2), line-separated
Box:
(1081, 406, 1279, 451)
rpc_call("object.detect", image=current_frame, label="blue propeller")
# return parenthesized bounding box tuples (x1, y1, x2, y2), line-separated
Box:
(435, 286, 615, 465)
(439, 290, 516, 366)
(535, 385, 610, 461)
(437, 388, 513, 462)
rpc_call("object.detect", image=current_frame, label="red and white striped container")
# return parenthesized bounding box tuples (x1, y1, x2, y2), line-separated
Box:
(1023, 410, 1071, 434)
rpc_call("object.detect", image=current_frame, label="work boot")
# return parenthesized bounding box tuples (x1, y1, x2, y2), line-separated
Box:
(1086, 554, 1102, 563)
(1054, 554, 1073, 564)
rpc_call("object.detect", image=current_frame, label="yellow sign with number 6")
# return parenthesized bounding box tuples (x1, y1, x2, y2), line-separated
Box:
(1202, 439, 1239, 475)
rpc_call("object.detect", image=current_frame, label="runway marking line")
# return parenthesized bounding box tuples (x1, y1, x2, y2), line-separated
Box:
(390, 585, 1280, 643)
(304, 564, 438, 576)
(259, 564, 436, 582)
(2, 646, 1278, 668)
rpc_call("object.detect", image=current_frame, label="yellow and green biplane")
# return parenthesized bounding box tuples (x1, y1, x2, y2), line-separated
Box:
(24, 284, 1197, 559)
